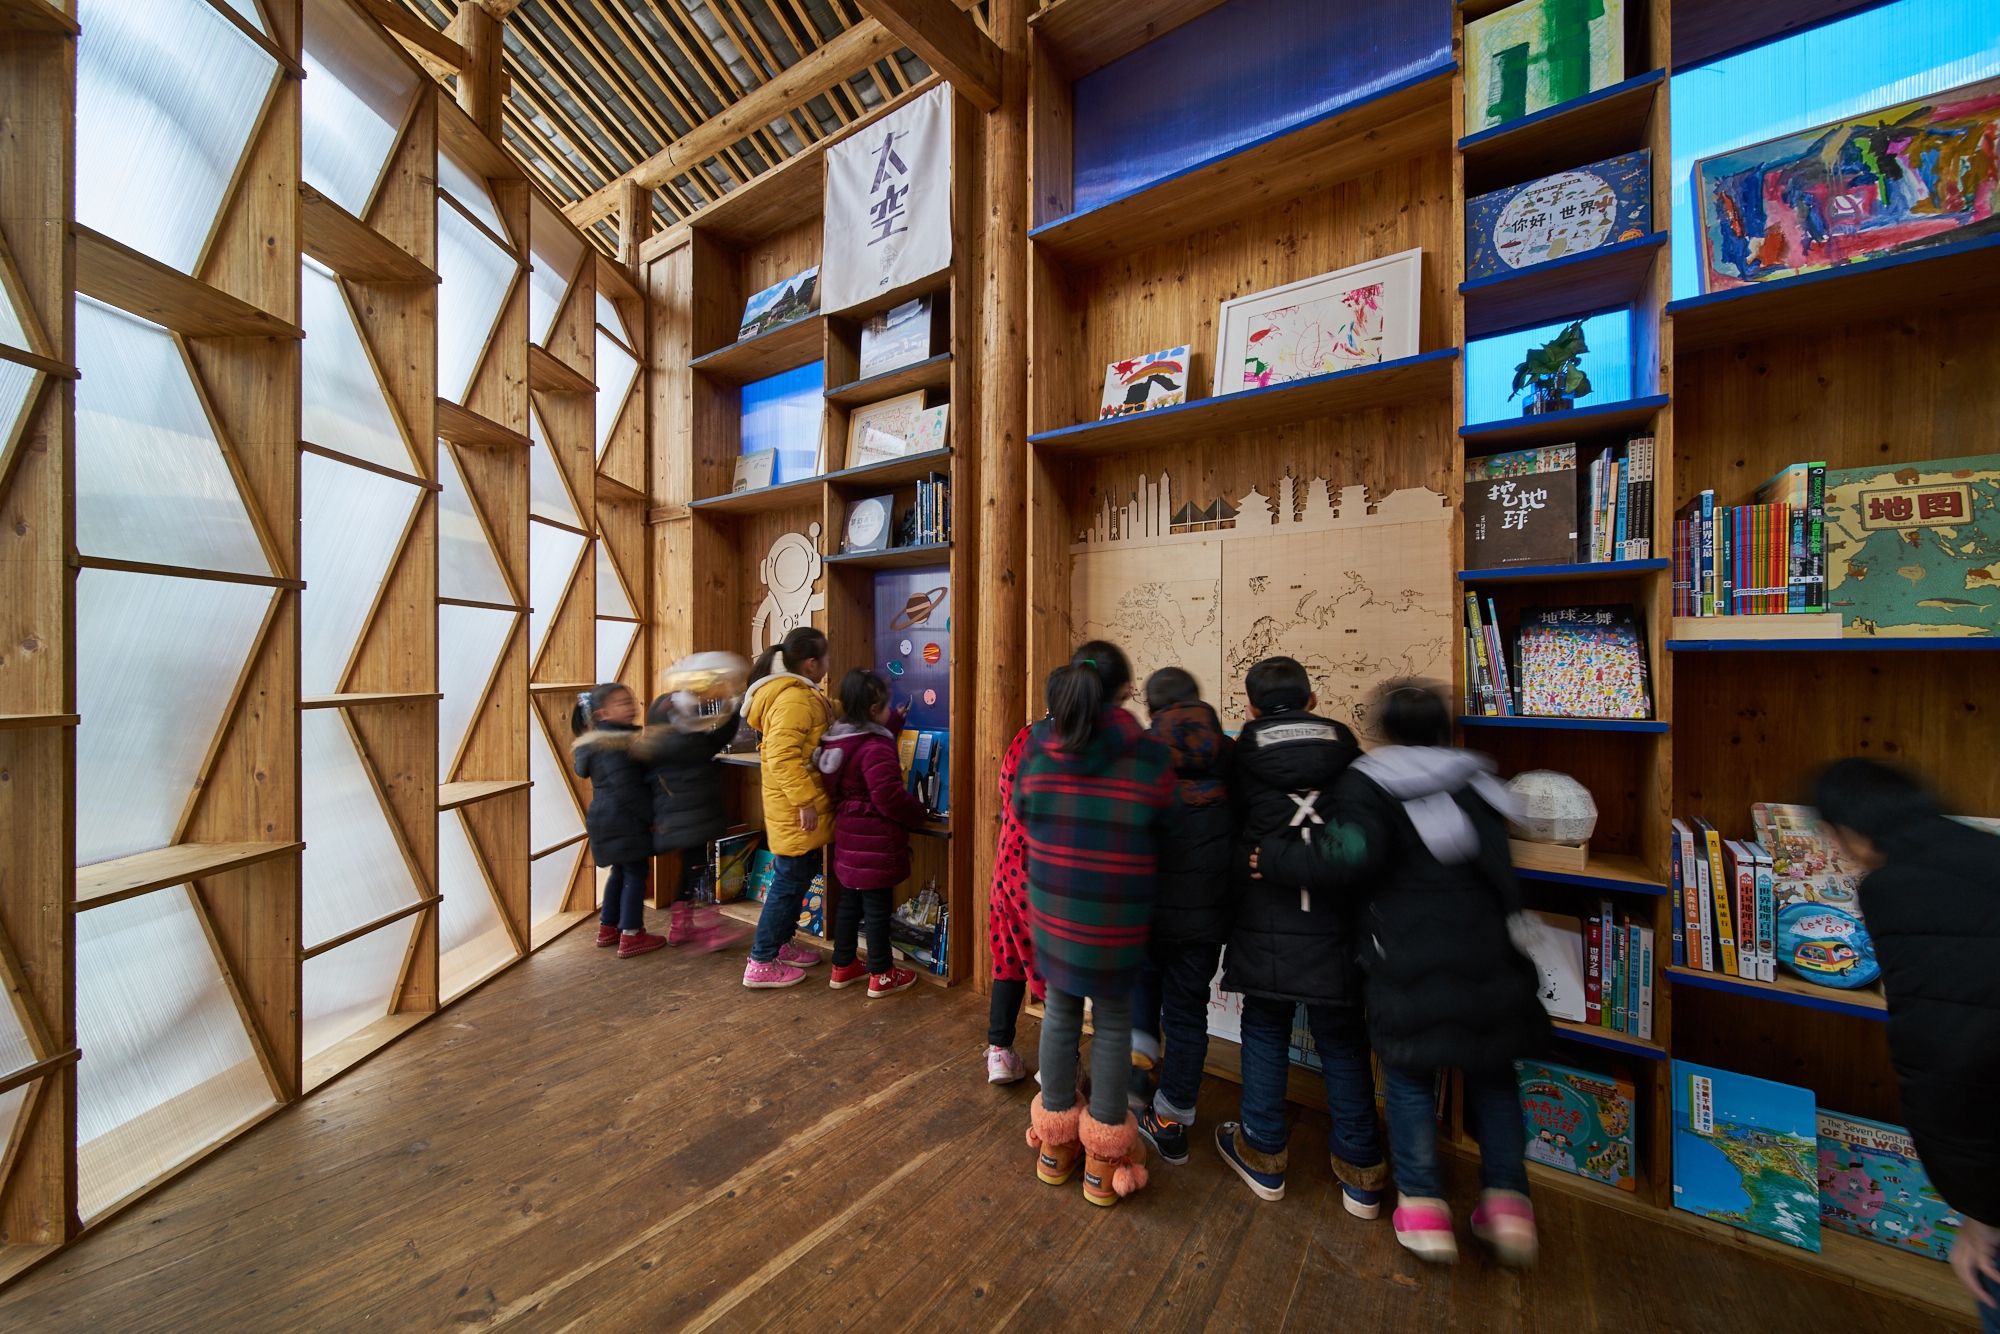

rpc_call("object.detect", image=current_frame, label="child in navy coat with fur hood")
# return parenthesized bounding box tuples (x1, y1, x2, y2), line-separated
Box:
(818, 669, 928, 998)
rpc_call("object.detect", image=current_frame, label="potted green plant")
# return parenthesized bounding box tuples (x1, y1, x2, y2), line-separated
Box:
(1511, 320, 1592, 416)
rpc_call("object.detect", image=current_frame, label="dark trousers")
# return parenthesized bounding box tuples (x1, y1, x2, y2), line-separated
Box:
(1238, 995, 1382, 1174)
(661, 848, 706, 902)
(1133, 941, 1222, 1124)
(750, 849, 819, 962)
(832, 885, 894, 973)
(987, 978, 1027, 1048)
(598, 862, 650, 932)
(1383, 1063, 1528, 1199)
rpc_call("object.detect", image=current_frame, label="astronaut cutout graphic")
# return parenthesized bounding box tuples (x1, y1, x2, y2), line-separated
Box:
(751, 523, 825, 651)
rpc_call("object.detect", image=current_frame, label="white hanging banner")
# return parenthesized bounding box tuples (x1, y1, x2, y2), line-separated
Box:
(821, 85, 952, 314)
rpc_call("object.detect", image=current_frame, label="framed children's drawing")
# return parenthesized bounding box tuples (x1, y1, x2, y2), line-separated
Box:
(1212, 248, 1423, 397)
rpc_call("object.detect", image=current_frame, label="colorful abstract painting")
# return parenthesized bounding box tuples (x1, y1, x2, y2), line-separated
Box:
(1695, 76, 2000, 292)
(1212, 248, 1422, 396)
(1464, 0, 1624, 134)
(1467, 151, 1652, 280)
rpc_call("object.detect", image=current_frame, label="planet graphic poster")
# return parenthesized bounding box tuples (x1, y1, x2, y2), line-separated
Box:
(874, 567, 949, 732)
(1672, 1060, 1821, 1252)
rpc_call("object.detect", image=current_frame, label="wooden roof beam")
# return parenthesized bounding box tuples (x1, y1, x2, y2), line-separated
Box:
(857, 0, 999, 112)
(349, 0, 465, 74)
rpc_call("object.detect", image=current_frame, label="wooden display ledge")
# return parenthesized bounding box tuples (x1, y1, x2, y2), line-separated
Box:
(1667, 963, 1887, 1020)
(74, 841, 303, 911)
(825, 353, 953, 407)
(1460, 394, 1669, 448)
(528, 344, 594, 393)
(438, 778, 531, 810)
(301, 692, 440, 709)
(439, 95, 523, 184)
(1549, 1016, 1664, 1060)
(76, 225, 304, 340)
(302, 1013, 430, 1095)
(530, 908, 596, 952)
(1461, 233, 1667, 339)
(1458, 69, 1664, 196)
(689, 448, 953, 516)
(824, 542, 952, 569)
(715, 900, 949, 986)
(689, 316, 824, 384)
(0, 713, 79, 730)
(0, 0, 78, 35)
(1460, 558, 1669, 585)
(1030, 350, 1458, 457)
(1515, 849, 1669, 896)
(1668, 637, 1999, 652)
(437, 398, 530, 450)
(1459, 715, 1668, 733)
(299, 184, 437, 285)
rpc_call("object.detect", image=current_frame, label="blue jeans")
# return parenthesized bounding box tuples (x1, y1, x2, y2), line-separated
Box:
(1383, 1064, 1528, 1199)
(598, 863, 649, 932)
(1134, 943, 1221, 1124)
(750, 849, 819, 962)
(1238, 995, 1382, 1173)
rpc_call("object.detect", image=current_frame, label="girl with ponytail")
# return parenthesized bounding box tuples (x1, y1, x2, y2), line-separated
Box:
(739, 625, 835, 988)
(571, 682, 667, 958)
(1014, 641, 1174, 1207)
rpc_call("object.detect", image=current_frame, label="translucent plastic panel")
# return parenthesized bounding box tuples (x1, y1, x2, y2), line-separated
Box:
(0, 273, 29, 350)
(301, 258, 412, 473)
(219, 0, 267, 33)
(438, 203, 517, 403)
(74, 297, 269, 576)
(0, 360, 37, 447)
(596, 291, 630, 349)
(76, 571, 271, 864)
(76, 0, 277, 273)
(437, 444, 512, 605)
(437, 604, 516, 776)
(594, 329, 640, 458)
(597, 542, 635, 618)
(438, 813, 517, 995)
(597, 620, 638, 683)
(530, 842, 583, 925)
(302, 917, 414, 1060)
(529, 408, 582, 527)
(300, 452, 421, 695)
(0, 979, 33, 1078)
(529, 194, 587, 346)
(440, 150, 509, 245)
(301, 0, 419, 216)
(300, 710, 423, 949)
(75, 889, 273, 1218)
(1465, 309, 1634, 425)
(530, 714, 584, 855)
(528, 520, 587, 662)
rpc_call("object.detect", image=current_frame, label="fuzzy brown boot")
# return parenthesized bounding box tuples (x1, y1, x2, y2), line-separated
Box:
(1079, 1108, 1149, 1206)
(1026, 1094, 1082, 1186)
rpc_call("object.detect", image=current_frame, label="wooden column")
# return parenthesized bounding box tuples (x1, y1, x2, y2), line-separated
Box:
(448, 1, 506, 140)
(616, 180, 653, 270)
(972, 0, 1029, 996)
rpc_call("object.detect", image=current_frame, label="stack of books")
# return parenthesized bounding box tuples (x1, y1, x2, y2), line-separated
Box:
(1673, 462, 1827, 619)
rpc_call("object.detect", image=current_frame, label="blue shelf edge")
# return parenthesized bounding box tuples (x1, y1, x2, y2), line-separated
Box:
(1667, 967, 1887, 1021)
(1458, 231, 1666, 297)
(1460, 559, 1668, 582)
(1457, 69, 1665, 153)
(1667, 637, 1998, 652)
(1459, 715, 1667, 733)
(1025, 349, 1459, 448)
(1552, 1022, 1664, 1060)
(1664, 231, 2000, 321)
(1461, 394, 1670, 440)
(1029, 62, 1456, 242)
(1518, 866, 1669, 896)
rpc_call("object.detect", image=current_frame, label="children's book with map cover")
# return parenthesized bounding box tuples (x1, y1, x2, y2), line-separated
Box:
(1822, 453, 2000, 638)
(1818, 1111, 1961, 1261)
(1517, 1059, 1637, 1191)
(1672, 1060, 1821, 1252)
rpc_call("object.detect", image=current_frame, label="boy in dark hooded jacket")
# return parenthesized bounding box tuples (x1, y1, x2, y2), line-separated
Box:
(1213, 657, 1387, 1219)
(1256, 681, 1549, 1269)
(632, 678, 742, 949)
(1129, 668, 1234, 1166)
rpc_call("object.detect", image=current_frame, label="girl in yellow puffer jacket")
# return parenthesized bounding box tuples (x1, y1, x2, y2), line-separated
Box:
(741, 626, 835, 988)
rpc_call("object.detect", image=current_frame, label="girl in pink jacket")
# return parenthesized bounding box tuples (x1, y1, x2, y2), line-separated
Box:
(819, 669, 929, 998)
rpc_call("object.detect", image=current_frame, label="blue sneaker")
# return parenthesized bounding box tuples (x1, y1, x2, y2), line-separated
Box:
(1215, 1122, 1285, 1201)
(1341, 1181, 1383, 1219)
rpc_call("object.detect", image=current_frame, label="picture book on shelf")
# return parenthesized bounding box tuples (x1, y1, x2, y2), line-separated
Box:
(1672, 1060, 1821, 1252)
(1099, 345, 1190, 419)
(1514, 909, 1586, 1023)
(1466, 150, 1651, 280)
(858, 294, 937, 379)
(845, 390, 928, 470)
(1579, 901, 1653, 1037)
(1817, 1111, 1962, 1261)
(1823, 453, 2000, 639)
(1513, 604, 1652, 719)
(711, 831, 763, 903)
(738, 266, 819, 340)
(733, 449, 775, 493)
(1517, 1058, 1637, 1191)
(1463, 456, 1578, 568)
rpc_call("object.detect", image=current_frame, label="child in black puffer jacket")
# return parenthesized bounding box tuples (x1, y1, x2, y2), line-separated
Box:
(572, 683, 665, 958)
(633, 689, 741, 949)
(1255, 680, 1549, 1270)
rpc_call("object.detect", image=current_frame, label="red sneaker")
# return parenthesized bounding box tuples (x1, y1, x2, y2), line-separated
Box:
(596, 923, 619, 948)
(827, 960, 870, 989)
(867, 966, 919, 998)
(617, 930, 667, 958)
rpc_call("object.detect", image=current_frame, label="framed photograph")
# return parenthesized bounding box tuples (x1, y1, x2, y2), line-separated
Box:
(738, 266, 819, 341)
(1212, 248, 1423, 397)
(1100, 345, 1189, 419)
(845, 390, 927, 470)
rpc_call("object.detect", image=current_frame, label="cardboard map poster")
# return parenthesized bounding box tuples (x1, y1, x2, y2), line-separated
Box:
(1817, 1111, 1961, 1261)
(1673, 1059, 1821, 1253)
(1823, 454, 2000, 638)
(1070, 471, 1453, 737)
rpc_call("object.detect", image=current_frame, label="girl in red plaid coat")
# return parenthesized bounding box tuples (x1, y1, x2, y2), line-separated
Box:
(1016, 642, 1174, 1207)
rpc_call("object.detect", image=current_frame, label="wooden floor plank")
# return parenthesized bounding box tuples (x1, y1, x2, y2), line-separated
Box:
(0, 932, 1976, 1334)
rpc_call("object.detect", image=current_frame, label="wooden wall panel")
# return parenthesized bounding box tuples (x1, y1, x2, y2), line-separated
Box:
(190, 855, 301, 1101)
(738, 218, 822, 308)
(460, 787, 528, 948)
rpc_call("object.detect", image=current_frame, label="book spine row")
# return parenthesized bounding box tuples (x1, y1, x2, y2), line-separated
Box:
(1673, 462, 1827, 617)
(1583, 438, 1654, 565)
(914, 472, 952, 546)
(1669, 820, 1778, 980)
(1580, 899, 1653, 1039)
(1462, 594, 1514, 716)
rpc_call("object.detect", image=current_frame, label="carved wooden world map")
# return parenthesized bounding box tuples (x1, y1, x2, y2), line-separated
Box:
(1070, 472, 1454, 738)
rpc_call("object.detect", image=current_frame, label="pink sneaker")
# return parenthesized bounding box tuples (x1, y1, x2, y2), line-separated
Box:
(987, 1046, 1026, 1084)
(775, 942, 821, 967)
(742, 958, 806, 988)
(664, 902, 695, 946)
(1471, 1189, 1538, 1266)
(1392, 1195, 1458, 1264)
(681, 905, 748, 954)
